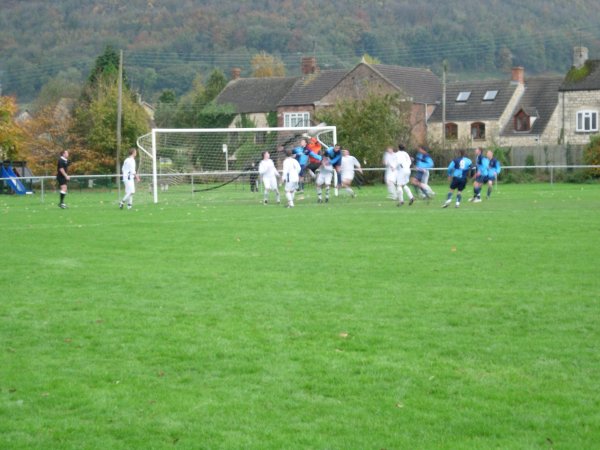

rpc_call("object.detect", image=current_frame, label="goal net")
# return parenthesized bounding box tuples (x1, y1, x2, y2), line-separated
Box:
(136, 126, 337, 203)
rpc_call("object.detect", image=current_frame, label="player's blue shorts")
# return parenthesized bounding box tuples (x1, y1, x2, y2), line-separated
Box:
(450, 177, 467, 191)
(299, 165, 307, 177)
(413, 170, 426, 182)
(476, 175, 489, 183)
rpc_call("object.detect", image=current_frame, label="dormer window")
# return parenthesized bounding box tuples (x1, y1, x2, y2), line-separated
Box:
(483, 90, 498, 101)
(456, 91, 471, 102)
(514, 109, 531, 132)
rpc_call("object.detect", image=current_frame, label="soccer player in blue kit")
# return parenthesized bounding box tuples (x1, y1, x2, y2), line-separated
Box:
(486, 150, 502, 199)
(442, 149, 472, 209)
(469, 147, 489, 203)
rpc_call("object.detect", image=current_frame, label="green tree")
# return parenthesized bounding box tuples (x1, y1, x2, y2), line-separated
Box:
(316, 93, 411, 174)
(204, 69, 228, 103)
(88, 45, 123, 87)
(33, 73, 82, 112)
(583, 134, 600, 178)
(74, 79, 149, 173)
(154, 90, 178, 128)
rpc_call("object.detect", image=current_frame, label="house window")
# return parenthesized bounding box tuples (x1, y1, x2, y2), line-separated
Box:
(456, 91, 471, 102)
(576, 110, 598, 132)
(471, 122, 485, 140)
(483, 90, 498, 101)
(284, 112, 310, 128)
(445, 122, 458, 139)
(514, 110, 530, 131)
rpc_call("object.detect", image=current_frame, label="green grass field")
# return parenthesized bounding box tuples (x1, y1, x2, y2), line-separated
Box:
(1, 183, 599, 449)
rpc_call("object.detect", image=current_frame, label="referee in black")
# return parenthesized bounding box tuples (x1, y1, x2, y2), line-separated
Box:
(57, 150, 70, 208)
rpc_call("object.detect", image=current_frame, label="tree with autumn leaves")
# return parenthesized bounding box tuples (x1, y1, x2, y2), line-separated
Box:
(0, 96, 25, 161)
(16, 46, 150, 175)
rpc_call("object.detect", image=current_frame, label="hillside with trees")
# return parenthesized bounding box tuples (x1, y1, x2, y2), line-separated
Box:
(1, 0, 599, 102)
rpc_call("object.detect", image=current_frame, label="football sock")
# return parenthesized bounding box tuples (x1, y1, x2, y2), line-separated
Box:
(60, 192, 66, 203)
(325, 187, 330, 199)
(457, 193, 462, 203)
(447, 192, 453, 201)
(397, 186, 404, 203)
(487, 187, 492, 197)
(404, 185, 414, 199)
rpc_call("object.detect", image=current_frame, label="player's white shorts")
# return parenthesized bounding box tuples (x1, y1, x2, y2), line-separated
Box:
(316, 171, 333, 186)
(341, 171, 354, 183)
(262, 176, 278, 191)
(124, 179, 135, 195)
(285, 181, 298, 192)
(396, 168, 411, 186)
(385, 170, 396, 185)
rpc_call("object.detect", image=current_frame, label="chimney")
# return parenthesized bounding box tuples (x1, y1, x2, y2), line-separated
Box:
(231, 67, 241, 80)
(573, 46, 589, 69)
(511, 66, 525, 84)
(301, 56, 318, 75)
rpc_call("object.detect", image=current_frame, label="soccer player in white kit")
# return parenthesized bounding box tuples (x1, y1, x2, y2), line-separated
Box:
(281, 148, 301, 208)
(393, 146, 415, 207)
(383, 146, 397, 200)
(258, 150, 281, 204)
(316, 156, 335, 203)
(340, 149, 362, 197)
(119, 148, 140, 210)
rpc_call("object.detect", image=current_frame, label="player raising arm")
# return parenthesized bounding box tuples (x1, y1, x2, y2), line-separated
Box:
(324, 144, 342, 195)
(442, 149, 472, 209)
(258, 150, 281, 204)
(281, 149, 302, 208)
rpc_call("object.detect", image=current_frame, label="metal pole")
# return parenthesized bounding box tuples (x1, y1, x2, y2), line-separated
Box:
(442, 60, 447, 152)
(223, 144, 228, 171)
(116, 49, 123, 200)
(550, 166, 554, 185)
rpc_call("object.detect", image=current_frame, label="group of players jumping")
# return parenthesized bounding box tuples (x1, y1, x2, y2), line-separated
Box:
(258, 137, 501, 209)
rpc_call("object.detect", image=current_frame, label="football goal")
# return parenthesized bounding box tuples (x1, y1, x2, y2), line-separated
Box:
(136, 125, 337, 203)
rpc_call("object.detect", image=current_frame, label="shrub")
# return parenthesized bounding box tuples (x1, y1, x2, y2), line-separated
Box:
(583, 134, 600, 177)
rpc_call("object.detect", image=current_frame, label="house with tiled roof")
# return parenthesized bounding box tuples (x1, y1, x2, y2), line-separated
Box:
(277, 58, 441, 144)
(214, 69, 299, 127)
(428, 68, 526, 147)
(216, 57, 442, 144)
(556, 47, 600, 145)
(499, 75, 563, 146)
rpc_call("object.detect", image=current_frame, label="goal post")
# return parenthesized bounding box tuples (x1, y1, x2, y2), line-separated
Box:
(136, 125, 337, 203)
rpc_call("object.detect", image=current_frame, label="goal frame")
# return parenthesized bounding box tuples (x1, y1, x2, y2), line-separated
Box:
(137, 126, 337, 203)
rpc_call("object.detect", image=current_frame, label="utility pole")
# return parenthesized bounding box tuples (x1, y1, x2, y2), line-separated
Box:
(116, 49, 123, 198)
(442, 60, 447, 153)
